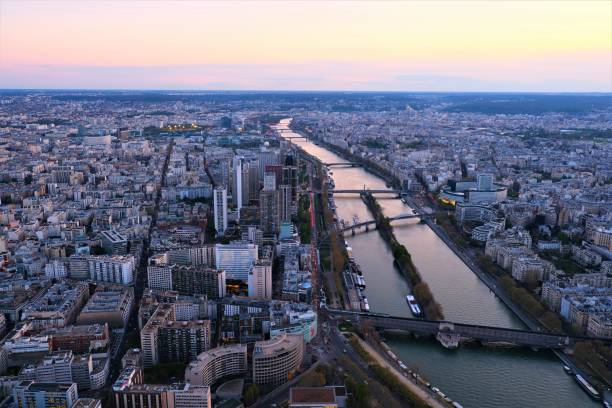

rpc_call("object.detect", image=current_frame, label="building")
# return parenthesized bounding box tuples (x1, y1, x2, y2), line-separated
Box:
(73, 399, 102, 408)
(158, 319, 211, 364)
(69, 256, 90, 280)
(21, 282, 90, 329)
(213, 187, 228, 235)
(232, 156, 245, 210)
(113, 384, 169, 408)
(260, 189, 280, 234)
(147, 252, 225, 299)
(76, 286, 134, 328)
(592, 226, 612, 250)
(140, 304, 211, 368)
(46, 324, 110, 354)
(171, 266, 226, 299)
(279, 184, 293, 222)
(113, 383, 210, 408)
(17, 350, 108, 392)
(248, 260, 272, 299)
(215, 242, 258, 282)
(171, 384, 211, 408)
(87, 255, 135, 285)
(100, 230, 128, 255)
(587, 314, 612, 338)
(439, 174, 507, 205)
(476, 173, 493, 191)
(289, 386, 347, 408)
(13, 381, 79, 408)
(184, 344, 248, 386)
(511, 257, 547, 283)
(252, 333, 304, 386)
(45, 260, 68, 279)
(19, 351, 74, 386)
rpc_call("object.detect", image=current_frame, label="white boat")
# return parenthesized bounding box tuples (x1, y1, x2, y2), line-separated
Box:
(405, 295, 422, 316)
(574, 374, 600, 400)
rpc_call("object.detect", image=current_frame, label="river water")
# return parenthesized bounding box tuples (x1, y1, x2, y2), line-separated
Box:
(277, 119, 598, 408)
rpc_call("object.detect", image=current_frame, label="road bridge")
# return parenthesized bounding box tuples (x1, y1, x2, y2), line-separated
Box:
(327, 309, 611, 349)
(324, 162, 364, 168)
(337, 212, 434, 234)
(332, 189, 403, 194)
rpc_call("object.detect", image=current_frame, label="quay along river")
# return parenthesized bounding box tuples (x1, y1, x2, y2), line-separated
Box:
(276, 119, 598, 408)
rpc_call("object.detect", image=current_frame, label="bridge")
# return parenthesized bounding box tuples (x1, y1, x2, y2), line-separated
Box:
(327, 309, 611, 349)
(324, 162, 364, 168)
(337, 212, 434, 235)
(332, 189, 403, 195)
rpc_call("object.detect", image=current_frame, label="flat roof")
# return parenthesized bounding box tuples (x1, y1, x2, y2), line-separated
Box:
(290, 387, 336, 404)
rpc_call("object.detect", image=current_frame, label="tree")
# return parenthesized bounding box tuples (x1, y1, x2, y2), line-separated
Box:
(540, 311, 562, 333)
(244, 384, 260, 406)
(24, 174, 33, 185)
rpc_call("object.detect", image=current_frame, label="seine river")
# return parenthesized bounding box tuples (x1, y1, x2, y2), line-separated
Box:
(277, 119, 598, 408)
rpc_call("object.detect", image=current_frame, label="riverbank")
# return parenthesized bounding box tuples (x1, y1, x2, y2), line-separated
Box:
(348, 334, 447, 408)
(362, 193, 444, 320)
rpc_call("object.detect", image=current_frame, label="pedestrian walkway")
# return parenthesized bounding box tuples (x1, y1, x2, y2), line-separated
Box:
(353, 336, 447, 408)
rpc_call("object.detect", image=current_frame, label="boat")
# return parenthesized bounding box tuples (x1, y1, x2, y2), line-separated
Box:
(436, 331, 460, 349)
(361, 298, 370, 312)
(574, 374, 601, 400)
(405, 295, 422, 316)
(563, 365, 573, 375)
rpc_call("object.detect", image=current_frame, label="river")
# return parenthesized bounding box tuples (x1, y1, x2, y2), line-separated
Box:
(277, 119, 598, 408)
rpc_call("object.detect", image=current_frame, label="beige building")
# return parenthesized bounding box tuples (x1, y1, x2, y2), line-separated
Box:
(587, 314, 612, 338)
(253, 333, 304, 386)
(184, 344, 247, 386)
(77, 286, 134, 328)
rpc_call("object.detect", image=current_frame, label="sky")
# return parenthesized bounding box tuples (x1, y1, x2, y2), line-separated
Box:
(0, 0, 610, 92)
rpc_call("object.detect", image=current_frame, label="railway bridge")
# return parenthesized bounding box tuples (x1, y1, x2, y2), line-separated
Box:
(327, 309, 611, 349)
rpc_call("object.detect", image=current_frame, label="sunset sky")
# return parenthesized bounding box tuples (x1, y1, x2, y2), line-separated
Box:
(0, 0, 610, 91)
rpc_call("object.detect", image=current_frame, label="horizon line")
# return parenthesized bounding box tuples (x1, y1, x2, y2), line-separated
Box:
(1, 88, 611, 95)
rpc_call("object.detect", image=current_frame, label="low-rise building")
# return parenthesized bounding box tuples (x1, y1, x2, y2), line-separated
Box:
(77, 286, 134, 328)
(13, 381, 79, 408)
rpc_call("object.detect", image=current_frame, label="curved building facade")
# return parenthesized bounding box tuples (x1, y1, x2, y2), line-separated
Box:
(252, 333, 304, 386)
(184, 344, 247, 386)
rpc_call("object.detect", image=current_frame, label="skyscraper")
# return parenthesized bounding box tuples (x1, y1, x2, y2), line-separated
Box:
(213, 187, 227, 236)
(260, 189, 280, 235)
(259, 147, 279, 178)
(279, 184, 292, 222)
(231, 156, 246, 211)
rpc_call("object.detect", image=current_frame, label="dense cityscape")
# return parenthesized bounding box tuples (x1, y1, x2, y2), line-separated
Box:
(0, 91, 608, 408)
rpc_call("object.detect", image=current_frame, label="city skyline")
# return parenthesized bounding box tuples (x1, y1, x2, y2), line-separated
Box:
(1, 0, 610, 92)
